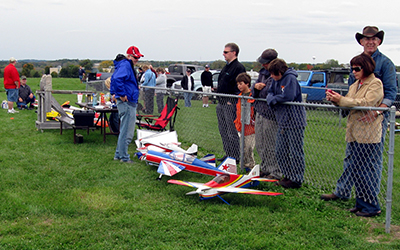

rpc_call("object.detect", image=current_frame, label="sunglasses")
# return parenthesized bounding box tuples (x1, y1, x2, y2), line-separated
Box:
(223, 50, 232, 54)
(351, 66, 362, 72)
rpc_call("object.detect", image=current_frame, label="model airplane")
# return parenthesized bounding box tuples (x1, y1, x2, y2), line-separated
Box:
(135, 130, 198, 155)
(137, 150, 237, 179)
(168, 165, 283, 205)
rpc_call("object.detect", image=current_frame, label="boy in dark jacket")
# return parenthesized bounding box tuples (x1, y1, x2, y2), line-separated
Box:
(267, 58, 307, 188)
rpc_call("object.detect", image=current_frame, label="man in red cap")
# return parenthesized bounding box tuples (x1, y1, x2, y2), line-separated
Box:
(321, 26, 397, 217)
(110, 46, 144, 163)
(4, 57, 20, 114)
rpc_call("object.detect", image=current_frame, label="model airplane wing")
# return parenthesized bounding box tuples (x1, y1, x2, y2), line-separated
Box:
(167, 179, 204, 188)
(213, 186, 283, 196)
(251, 178, 279, 182)
(157, 160, 185, 177)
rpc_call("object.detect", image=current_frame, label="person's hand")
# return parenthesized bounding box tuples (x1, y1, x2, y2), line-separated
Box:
(29, 93, 34, 99)
(18, 97, 23, 102)
(358, 110, 377, 123)
(120, 96, 128, 102)
(326, 89, 341, 103)
(254, 82, 266, 90)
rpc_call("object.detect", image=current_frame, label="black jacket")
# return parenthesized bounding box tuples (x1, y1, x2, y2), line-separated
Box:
(181, 75, 194, 90)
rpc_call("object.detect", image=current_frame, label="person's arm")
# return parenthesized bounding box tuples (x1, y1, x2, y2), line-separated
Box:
(379, 61, 397, 107)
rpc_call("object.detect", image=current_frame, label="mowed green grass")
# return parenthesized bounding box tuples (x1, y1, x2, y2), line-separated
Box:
(0, 77, 400, 249)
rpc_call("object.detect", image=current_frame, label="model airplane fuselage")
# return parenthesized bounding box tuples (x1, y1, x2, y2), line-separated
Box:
(168, 165, 283, 204)
(142, 150, 236, 176)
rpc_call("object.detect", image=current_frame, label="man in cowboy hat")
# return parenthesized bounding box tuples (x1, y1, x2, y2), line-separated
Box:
(321, 26, 397, 214)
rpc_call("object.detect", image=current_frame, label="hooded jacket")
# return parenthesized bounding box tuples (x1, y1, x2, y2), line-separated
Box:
(110, 55, 139, 103)
(267, 68, 306, 128)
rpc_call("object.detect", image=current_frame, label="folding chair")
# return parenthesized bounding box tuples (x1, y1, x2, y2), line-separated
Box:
(136, 97, 179, 131)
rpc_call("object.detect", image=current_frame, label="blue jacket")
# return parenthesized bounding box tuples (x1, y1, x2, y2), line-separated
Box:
(251, 67, 275, 120)
(348, 49, 397, 107)
(267, 68, 306, 128)
(142, 69, 156, 88)
(110, 57, 139, 103)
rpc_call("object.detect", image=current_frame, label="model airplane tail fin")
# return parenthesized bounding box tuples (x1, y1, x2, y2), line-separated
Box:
(248, 164, 260, 177)
(200, 154, 216, 167)
(185, 144, 198, 155)
(218, 157, 237, 174)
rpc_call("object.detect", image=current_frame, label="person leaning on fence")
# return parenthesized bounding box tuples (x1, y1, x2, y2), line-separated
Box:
(155, 67, 167, 113)
(321, 26, 397, 204)
(251, 48, 282, 180)
(215, 42, 246, 163)
(17, 75, 36, 110)
(266, 58, 307, 189)
(110, 45, 143, 163)
(234, 72, 255, 172)
(323, 53, 383, 217)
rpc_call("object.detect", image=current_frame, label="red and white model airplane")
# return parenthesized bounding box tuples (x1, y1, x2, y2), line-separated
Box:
(168, 164, 283, 205)
(135, 130, 198, 155)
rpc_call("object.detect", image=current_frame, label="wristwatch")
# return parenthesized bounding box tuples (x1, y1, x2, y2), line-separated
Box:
(376, 111, 382, 116)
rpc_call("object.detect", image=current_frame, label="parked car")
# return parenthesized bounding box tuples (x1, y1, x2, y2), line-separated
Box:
(166, 64, 205, 87)
(171, 70, 220, 99)
(87, 67, 115, 81)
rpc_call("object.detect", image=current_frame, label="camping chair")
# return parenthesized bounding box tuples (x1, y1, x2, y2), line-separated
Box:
(136, 97, 179, 131)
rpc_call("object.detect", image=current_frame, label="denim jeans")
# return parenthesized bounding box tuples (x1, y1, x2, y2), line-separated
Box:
(114, 100, 137, 161)
(335, 142, 382, 213)
(335, 112, 388, 199)
(17, 95, 35, 108)
(184, 92, 193, 107)
(275, 127, 306, 184)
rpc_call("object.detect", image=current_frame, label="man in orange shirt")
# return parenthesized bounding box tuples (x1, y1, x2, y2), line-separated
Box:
(3, 57, 20, 114)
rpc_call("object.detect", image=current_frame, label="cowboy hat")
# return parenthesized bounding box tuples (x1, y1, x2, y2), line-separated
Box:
(355, 26, 384, 45)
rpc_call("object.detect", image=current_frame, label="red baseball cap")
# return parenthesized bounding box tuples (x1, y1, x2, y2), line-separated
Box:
(126, 46, 144, 58)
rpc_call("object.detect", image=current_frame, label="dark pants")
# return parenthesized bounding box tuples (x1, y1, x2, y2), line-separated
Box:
(216, 102, 240, 161)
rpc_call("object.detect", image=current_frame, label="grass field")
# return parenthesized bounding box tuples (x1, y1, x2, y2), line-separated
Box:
(1, 77, 400, 249)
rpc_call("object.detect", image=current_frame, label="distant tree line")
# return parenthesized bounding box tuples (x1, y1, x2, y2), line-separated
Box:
(0, 58, 399, 79)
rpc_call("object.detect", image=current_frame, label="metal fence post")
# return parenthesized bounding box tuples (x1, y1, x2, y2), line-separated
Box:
(385, 105, 396, 233)
(239, 95, 245, 171)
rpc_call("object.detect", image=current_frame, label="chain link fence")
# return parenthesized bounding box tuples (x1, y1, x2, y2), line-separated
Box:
(141, 86, 396, 232)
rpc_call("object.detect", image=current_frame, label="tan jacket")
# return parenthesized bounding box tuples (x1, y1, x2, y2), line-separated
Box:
(338, 74, 383, 143)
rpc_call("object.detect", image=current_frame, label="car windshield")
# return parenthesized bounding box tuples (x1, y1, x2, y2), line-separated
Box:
(297, 72, 310, 82)
(212, 174, 230, 184)
(190, 71, 203, 80)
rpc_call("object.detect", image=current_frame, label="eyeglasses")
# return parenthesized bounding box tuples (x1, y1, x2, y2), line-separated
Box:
(351, 66, 362, 72)
(362, 37, 379, 42)
(223, 50, 232, 54)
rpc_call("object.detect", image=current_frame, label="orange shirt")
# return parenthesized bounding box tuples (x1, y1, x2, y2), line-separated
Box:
(234, 92, 255, 135)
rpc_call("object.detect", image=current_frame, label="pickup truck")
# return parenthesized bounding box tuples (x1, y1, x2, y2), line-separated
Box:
(87, 67, 114, 81)
(297, 68, 350, 102)
(166, 64, 205, 87)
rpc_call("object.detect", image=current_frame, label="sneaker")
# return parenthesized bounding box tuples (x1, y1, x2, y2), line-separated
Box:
(113, 157, 120, 161)
(120, 159, 134, 164)
(216, 155, 227, 162)
(7, 109, 19, 114)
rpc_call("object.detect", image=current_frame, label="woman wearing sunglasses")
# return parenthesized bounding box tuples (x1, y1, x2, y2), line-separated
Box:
(324, 53, 384, 217)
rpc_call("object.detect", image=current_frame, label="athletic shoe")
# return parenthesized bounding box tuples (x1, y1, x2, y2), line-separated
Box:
(8, 109, 19, 114)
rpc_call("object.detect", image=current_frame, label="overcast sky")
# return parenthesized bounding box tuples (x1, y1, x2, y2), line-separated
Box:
(1, 0, 400, 65)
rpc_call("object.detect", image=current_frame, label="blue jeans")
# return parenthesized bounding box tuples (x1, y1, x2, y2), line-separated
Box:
(335, 142, 381, 213)
(335, 112, 388, 199)
(184, 92, 193, 107)
(17, 95, 36, 108)
(275, 127, 306, 184)
(114, 100, 137, 161)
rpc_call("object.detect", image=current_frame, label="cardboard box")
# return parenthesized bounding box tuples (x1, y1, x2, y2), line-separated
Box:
(73, 110, 95, 127)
